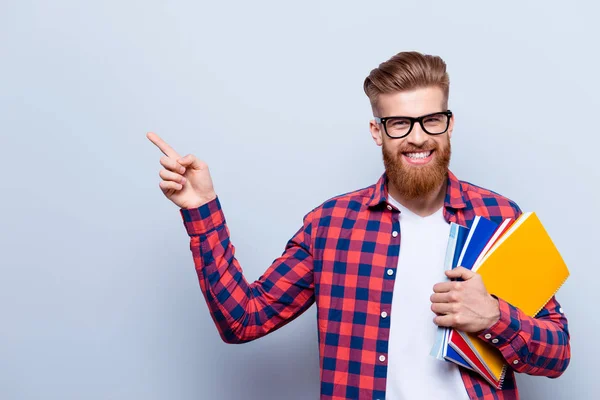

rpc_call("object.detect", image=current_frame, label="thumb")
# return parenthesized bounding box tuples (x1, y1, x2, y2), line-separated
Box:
(445, 266, 476, 280)
(178, 154, 205, 169)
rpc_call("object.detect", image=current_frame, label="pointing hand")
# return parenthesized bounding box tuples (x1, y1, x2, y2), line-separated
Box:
(147, 132, 217, 209)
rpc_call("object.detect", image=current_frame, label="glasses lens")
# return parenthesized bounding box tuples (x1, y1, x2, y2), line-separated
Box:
(422, 113, 449, 134)
(385, 117, 412, 137)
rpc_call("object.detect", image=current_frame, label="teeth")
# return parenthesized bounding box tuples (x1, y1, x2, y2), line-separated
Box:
(405, 151, 432, 159)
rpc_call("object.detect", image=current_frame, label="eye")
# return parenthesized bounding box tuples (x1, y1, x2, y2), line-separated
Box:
(424, 116, 442, 123)
(389, 118, 410, 127)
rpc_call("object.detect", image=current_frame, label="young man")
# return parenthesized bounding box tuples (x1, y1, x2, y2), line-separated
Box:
(148, 51, 570, 399)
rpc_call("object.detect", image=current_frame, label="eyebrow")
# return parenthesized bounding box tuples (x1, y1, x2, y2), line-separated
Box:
(379, 110, 446, 118)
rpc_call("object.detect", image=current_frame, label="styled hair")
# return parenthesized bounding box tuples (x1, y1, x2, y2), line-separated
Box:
(363, 51, 450, 111)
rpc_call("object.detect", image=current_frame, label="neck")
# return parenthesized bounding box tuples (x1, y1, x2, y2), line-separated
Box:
(387, 179, 447, 217)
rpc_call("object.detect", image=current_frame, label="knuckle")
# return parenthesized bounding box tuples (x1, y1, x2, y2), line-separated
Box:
(453, 314, 461, 325)
(453, 282, 463, 291)
(161, 158, 175, 169)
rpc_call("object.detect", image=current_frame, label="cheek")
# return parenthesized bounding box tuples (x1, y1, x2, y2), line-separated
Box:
(384, 138, 407, 151)
(383, 140, 401, 156)
(433, 136, 449, 149)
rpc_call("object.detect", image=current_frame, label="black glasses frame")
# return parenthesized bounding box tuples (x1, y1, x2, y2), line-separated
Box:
(374, 110, 453, 139)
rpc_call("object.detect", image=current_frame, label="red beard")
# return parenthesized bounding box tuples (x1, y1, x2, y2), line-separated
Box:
(382, 137, 451, 199)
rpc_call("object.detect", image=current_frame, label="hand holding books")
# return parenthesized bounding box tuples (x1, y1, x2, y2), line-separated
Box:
(429, 212, 570, 389)
(431, 266, 501, 333)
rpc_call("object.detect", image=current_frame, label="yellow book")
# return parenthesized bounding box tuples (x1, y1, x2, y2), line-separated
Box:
(460, 331, 506, 387)
(464, 212, 570, 388)
(476, 212, 569, 317)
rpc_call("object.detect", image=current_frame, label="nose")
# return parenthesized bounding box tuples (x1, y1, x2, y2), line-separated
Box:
(406, 122, 429, 147)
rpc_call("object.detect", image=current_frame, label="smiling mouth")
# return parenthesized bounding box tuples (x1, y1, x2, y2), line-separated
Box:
(402, 150, 434, 160)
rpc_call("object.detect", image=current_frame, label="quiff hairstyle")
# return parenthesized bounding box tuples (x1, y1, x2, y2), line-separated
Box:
(363, 51, 450, 113)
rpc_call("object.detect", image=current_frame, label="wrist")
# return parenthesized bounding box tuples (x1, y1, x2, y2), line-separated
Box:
(185, 192, 217, 209)
(486, 295, 501, 329)
(198, 191, 217, 206)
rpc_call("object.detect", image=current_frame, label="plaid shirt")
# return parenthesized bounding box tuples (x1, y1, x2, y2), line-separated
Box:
(180, 171, 570, 399)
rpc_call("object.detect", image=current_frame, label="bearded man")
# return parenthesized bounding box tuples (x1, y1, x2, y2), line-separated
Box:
(148, 51, 570, 400)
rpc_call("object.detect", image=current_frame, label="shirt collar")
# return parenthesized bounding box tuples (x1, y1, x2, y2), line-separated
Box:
(366, 170, 467, 210)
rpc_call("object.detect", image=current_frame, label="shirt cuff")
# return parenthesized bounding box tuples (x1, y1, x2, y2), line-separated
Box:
(478, 297, 522, 347)
(180, 196, 225, 236)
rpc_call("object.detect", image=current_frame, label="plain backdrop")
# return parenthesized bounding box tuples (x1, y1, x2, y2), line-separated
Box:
(1, 0, 599, 399)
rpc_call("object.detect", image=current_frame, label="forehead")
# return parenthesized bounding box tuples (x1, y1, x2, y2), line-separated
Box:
(375, 87, 446, 117)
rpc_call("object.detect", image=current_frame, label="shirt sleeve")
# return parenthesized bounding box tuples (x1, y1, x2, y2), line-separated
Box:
(477, 295, 570, 377)
(179, 196, 316, 344)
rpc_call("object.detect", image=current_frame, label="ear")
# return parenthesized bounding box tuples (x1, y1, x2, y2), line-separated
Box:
(370, 119, 383, 146)
(447, 113, 455, 139)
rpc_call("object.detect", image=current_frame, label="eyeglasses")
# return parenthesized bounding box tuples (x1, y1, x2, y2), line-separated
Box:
(374, 110, 453, 139)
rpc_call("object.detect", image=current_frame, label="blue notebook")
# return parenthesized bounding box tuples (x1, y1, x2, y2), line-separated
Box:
(456, 216, 499, 270)
(451, 224, 470, 269)
(444, 343, 474, 371)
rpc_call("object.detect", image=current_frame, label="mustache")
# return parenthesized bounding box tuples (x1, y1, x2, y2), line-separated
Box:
(397, 143, 438, 153)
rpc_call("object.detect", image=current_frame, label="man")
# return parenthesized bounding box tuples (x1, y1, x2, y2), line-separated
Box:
(147, 51, 570, 399)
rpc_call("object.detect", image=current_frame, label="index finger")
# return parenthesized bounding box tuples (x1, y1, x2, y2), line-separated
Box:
(147, 132, 181, 159)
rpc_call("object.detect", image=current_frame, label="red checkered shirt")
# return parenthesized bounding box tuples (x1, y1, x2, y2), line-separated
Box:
(180, 171, 570, 399)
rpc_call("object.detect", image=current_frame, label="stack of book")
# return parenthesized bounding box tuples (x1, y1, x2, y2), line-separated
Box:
(430, 212, 570, 388)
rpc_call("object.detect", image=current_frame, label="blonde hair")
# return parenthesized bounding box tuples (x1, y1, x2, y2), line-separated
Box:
(363, 51, 450, 110)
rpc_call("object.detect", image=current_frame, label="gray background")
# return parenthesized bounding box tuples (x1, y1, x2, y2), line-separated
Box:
(1, 0, 598, 399)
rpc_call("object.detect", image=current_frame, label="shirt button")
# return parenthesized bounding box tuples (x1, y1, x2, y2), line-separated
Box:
(492, 338, 499, 344)
(387, 269, 394, 276)
(381, 311, 388, 318)
(392, 231, 398, 237)
(559, 307, 563, 313)
(513, 360, 519, 365)
(387, 204, 393, 211)
(379, 355, 386, 362)
(484, 334, 492, 339)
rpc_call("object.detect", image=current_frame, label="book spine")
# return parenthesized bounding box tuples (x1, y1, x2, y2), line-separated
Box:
(434, 223, 459, 358)
(532, 274, 570, 317)
(457, 216, 479, 267)
(444, 224, 459, 272)
(498, 364, 507, 390)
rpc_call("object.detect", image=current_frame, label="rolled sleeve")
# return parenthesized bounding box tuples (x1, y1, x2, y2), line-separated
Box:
(180, 196, 225, 236)
(478, 297, 521, 346)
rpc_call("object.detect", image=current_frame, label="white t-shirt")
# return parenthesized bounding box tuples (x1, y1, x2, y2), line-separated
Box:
(385, 195, 469, 400)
